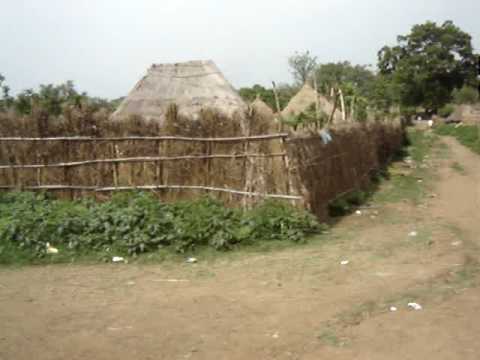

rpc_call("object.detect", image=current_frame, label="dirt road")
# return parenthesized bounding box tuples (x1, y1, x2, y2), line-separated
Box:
(1, 134, 479, 360)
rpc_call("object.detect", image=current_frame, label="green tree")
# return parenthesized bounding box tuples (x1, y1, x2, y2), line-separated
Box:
(288, 51, 317, 85)
(452, 86, 479, 104)
(369, 75, 400, 113)
(314, 61, 376, 97)
(238, 83, 297, 111)
(13, 81, 87, 115)
(378, 21, 477, 113)
(0, 74, 13, 111)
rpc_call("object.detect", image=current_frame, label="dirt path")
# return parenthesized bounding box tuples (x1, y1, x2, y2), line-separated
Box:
(1, 135, 479, 360)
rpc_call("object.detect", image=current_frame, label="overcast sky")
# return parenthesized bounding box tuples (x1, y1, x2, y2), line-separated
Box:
(1, 0, 479, 99)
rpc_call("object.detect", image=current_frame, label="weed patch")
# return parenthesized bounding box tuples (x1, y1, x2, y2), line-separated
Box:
(435, 124, 480, 154)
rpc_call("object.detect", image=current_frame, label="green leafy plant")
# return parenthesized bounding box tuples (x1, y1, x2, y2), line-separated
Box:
(0, 192, 324, 263)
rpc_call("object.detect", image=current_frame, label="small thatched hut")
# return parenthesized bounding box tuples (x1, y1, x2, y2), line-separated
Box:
(112, 60, 248, 124)
(251, 96, 275, 119)
(447, 104, 480, 125)
(281, 84, 342, 122)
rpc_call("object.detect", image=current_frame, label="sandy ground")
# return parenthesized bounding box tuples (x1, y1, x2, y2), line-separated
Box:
(0, 135, 479, 360)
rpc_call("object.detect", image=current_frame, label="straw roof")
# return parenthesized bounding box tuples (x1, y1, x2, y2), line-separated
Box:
(448, 104, 480, 125)
(251, 96, 275, 119)
(282, 84, 342, 122)
(112, 60, 248, 124)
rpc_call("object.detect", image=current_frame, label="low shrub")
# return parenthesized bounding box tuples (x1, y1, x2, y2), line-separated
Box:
(0, 192, 324, 262)
(438, 104, 455, 118)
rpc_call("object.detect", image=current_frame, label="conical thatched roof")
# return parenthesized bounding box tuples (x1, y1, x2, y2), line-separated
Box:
(282, 84, 341, 122)
(251, 96, 275, 119)
(447, 104, 480, 124)
(112, 60, 247, 123)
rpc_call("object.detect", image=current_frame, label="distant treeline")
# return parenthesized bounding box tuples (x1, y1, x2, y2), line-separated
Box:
(239, 20, 479, 118)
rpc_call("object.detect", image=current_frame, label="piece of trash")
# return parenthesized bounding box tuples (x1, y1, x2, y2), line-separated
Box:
(355, 210, 362, 215)
(451, 241, 462, 247)
(319, 129, 333, 145)
(272, 332, 280, 339)
(407, 302, 423, 311)
(186, 257, 198, 264)
(390, 306, 398, 312)
(46, 243, 59, 254)
(112, 256, 125, 263)
(409, 231, 418, 237)
(417, 179, 423, 183)
(340, 260, 350, 266)
(126, 281, 136, 286)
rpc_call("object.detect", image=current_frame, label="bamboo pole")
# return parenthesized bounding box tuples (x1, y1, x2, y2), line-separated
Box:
(63, 140, 73, 199)
(35, 149, 42, 186)
(0, 184, 303, 200)
(112, 143, 118, 187)
(272, 81, 283, 132)
(338, 89, 346, 122)
(313, 74, 320, 122)
(280, 137, 295, 200)
(242, 117, 253, 209)
(162, 140, 168, 186)
(155, 140, 161, 184)
(128, 141, 134, 186)
(205, 142, 212, 187)
(351, 96, 356, 122)
(0, 153, 287, 170)
(328, 89, 339, 125)
(0, 134, 289, 143)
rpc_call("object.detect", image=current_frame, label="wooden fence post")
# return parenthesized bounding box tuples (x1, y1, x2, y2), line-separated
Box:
(272, 81, 284, 132)
(155, 140, 161, 184)
(112, 143, 119, 188)
(35, 149, 42, 186)
(63, 140, 73, 199)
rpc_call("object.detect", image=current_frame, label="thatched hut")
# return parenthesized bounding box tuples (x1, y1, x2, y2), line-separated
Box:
(281, 84, 342, 123)
(251, 96, 275, 119)
(447, 104, 480, 125)
(112, 60, 248, 125)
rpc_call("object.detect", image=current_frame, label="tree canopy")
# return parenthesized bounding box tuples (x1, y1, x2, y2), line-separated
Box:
(378, 20, 477, 112)
(314, 61, 376, 97)
(288, 51, 317, 85)
(238, 83, 297, 111)
(0, 76, 119, 116)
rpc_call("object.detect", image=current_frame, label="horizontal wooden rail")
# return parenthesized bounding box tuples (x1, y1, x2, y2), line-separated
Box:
(0, 153, 286, 170)
(0, 185, 303, 201)
(0, 133, 289, 143)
